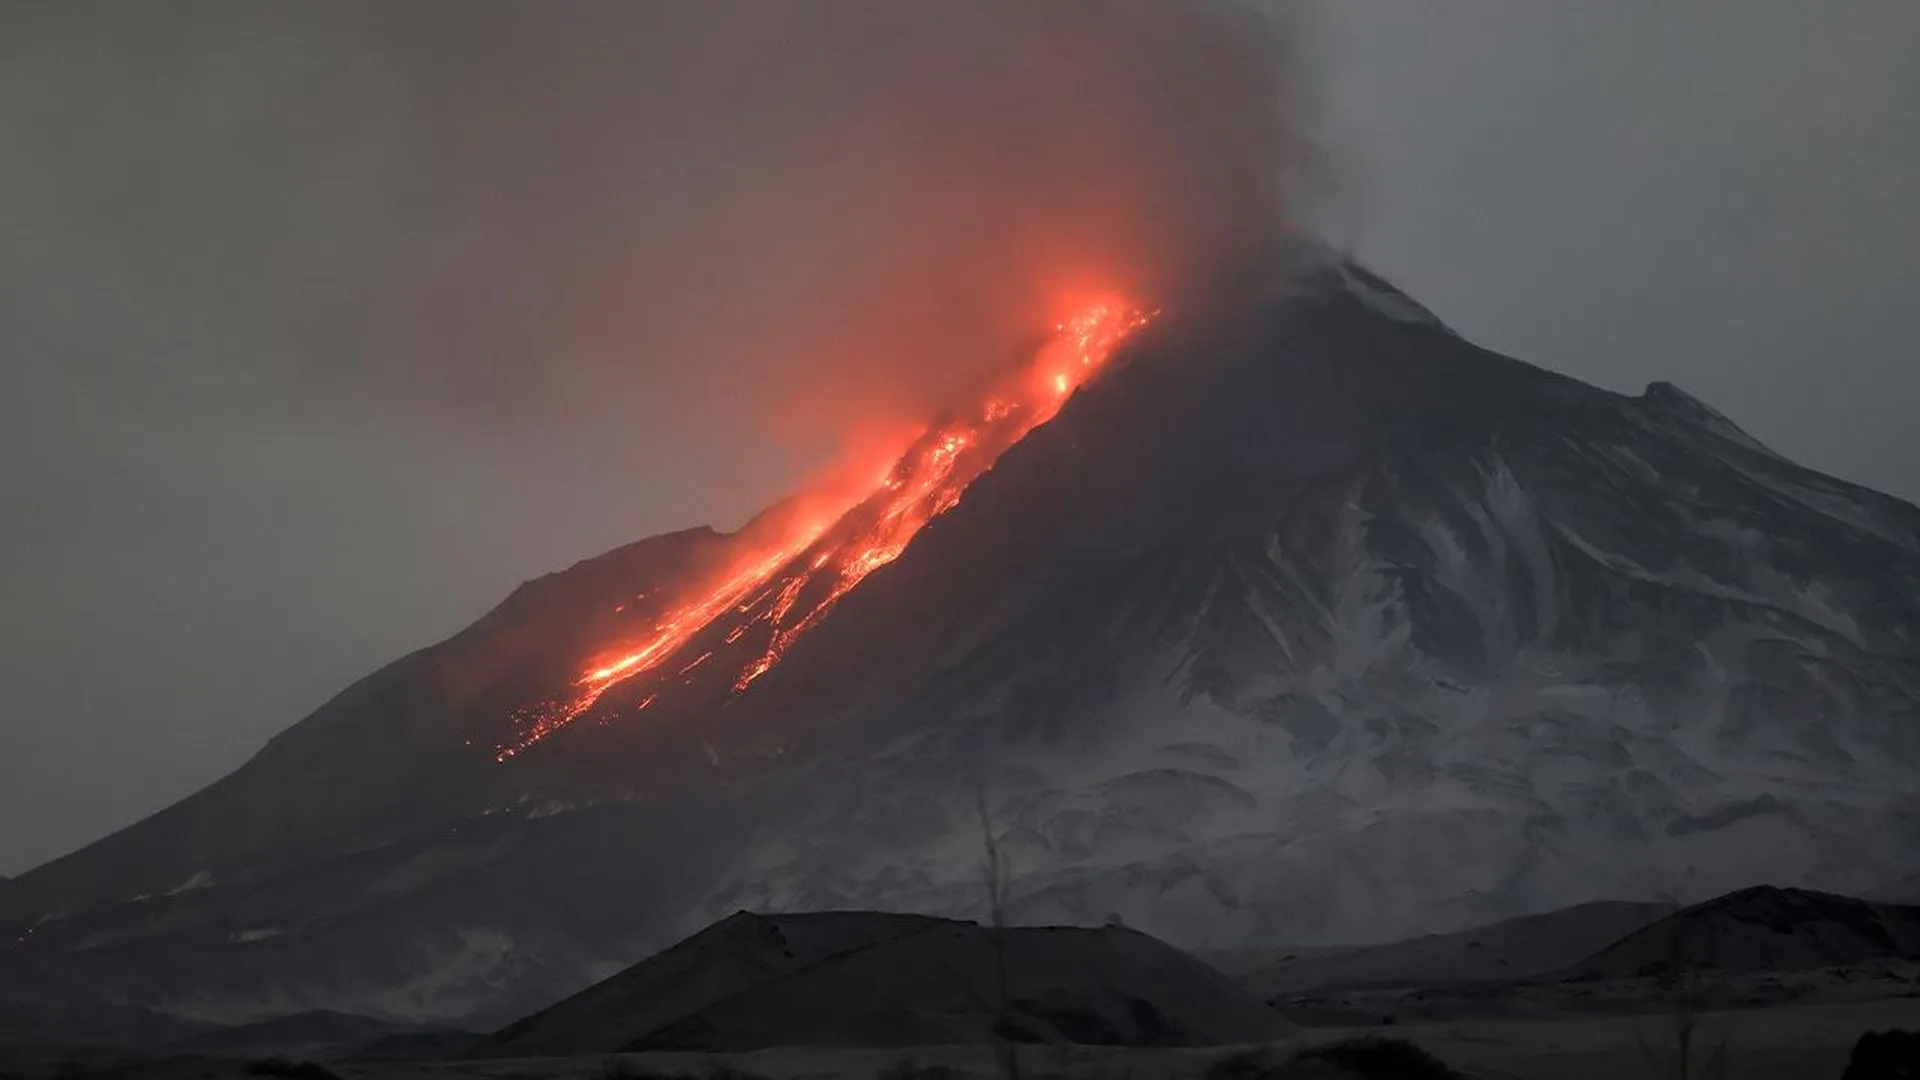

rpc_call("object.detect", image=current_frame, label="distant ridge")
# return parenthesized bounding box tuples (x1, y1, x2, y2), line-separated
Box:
(1251, 886, 1920, 1026)
(1231, 900, 1678, 998)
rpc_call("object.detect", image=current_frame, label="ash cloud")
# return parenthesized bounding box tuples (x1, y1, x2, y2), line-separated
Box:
(370, 0, 1314, 448)
(8, 1, 1313, 464)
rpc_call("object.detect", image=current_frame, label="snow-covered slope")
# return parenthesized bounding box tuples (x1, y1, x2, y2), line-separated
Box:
(3, 258, 1916, 1029)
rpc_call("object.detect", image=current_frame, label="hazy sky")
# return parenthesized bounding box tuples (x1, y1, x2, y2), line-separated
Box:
(2, 0, 1915, 876)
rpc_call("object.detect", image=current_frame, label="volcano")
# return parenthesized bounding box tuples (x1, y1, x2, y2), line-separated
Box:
(4, 256, 1918, 1030)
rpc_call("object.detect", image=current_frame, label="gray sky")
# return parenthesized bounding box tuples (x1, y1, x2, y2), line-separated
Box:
(2, 1, 1915, 876)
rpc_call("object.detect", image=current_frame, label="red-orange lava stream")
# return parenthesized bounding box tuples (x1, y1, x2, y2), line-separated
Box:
(496, 300, 1153, 760)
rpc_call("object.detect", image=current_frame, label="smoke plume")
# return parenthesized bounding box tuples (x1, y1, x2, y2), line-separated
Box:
(357, 0, 1312, 464)
(7, 0, 1313, 505)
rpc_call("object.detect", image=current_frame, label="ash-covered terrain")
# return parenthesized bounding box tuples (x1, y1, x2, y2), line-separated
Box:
(3, 256, 1917, 1032)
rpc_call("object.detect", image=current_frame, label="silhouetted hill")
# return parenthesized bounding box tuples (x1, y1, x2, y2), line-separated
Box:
(1567, 886, 1920, 979)
(484, 911, 1297, 1054)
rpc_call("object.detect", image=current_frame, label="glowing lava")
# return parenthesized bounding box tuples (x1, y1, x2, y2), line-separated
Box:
(497, 300, 1153, 760)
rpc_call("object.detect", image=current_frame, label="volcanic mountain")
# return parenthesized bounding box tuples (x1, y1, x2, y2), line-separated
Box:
(3, 257, 1918, 1029)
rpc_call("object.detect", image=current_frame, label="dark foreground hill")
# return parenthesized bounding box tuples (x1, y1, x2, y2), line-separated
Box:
(1268, 885, 1920, 1026)
(483, 911, 1297, 1055)
(1566, 886, 1920, 979)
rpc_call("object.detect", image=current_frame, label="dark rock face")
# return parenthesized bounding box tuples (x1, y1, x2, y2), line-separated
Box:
(1843, 1030, 1920, 1080)
(3, 257, 1917, 1027)
(483, 911, 1295, 1054)
(1291, 1038, 1469, 1080)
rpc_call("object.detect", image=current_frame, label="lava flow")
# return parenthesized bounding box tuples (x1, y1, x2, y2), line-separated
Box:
(496, 300, 1154, 760)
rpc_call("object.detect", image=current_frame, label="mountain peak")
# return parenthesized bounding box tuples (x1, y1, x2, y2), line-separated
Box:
(1638, 379, 1776, 455)
(1323, 260, 1456, 332)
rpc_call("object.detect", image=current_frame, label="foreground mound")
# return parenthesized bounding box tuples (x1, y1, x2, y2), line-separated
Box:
(1568, 886, 1920, 979)
(484, 911, 1296, 1055)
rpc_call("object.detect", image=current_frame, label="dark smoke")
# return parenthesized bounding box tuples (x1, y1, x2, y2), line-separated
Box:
(369, 0, 1314, 453)
(7, 1, 1314, 450)
(5, 0, 1315, 493)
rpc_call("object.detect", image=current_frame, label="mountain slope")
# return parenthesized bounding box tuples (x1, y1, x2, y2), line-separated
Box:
(0, 526, 729, 918)
(3, 257, 1917, 1027)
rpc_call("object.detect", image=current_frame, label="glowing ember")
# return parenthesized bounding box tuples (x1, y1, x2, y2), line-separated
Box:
(496, 299, 1153, 760)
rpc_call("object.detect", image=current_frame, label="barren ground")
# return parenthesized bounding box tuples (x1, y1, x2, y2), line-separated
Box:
(4, 997, 1920, 1080)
